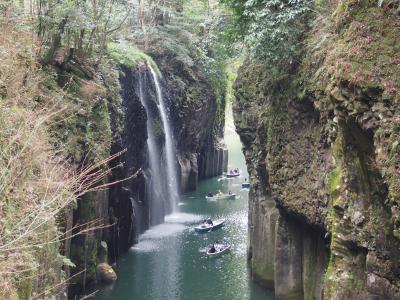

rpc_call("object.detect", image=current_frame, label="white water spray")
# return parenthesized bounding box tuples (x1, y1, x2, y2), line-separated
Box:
(138, 73, 166, 224)
(149, 66, 180, 212)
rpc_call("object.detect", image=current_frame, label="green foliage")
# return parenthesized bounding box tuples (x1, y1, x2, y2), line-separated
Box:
(225, 58, 243, 102)
(1, 1, 235, 298)
(59, 254, 76, 268)
(108, 42, 160, 74)
(135, 0, 229, 135)
(219, 0, 311, 63)
(36, 0, 132, 63)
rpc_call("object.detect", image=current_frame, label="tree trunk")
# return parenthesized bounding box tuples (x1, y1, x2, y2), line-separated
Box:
(43, 17, 68, 65)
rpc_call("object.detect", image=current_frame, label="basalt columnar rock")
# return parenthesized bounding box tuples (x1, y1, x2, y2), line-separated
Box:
(234, 1, 400, 299)
(151, 52, 228, 192)
(49, 57, 126, 297)
(67, 52, 226, 296)
(108, 56, 227, 238)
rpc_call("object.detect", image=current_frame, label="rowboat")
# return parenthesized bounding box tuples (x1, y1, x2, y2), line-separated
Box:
(194, 219, 225, 233)
(205, 193, 236, 201)
(194, 223, 212, 233)
(206, 243, 231, 258)
(226, 172, 240, 178)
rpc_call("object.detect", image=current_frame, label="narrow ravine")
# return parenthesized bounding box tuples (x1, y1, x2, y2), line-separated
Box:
(92, 106, 276, 300)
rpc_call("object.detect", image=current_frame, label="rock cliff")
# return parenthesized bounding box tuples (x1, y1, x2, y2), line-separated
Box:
(68, 50, 227, 296)
(0, 4, 227, 299)
(234, 1, 400, 299)
(151, 51, 228, 192)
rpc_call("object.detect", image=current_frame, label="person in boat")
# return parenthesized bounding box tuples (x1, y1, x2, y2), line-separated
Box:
(228, 190, 232, 195)
(217, 190, 223, 196)
(207, 192, 213, 197)
(206, 218, 213, 225)
(209, 244, 216, 253)
(229, 170, 234, 174)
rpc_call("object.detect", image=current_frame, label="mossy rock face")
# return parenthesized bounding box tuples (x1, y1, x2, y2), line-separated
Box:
(51, 60, 127, 297)
(234, 1, 400, 299)
(252, 259, 275, 288)
(69, 189, 111, 293)
(108, 43, 160, 75)
(62, 92, 111, 164)
(140, 45, 227, 188)
(153, 53, 222, 155)
(234, 61, 331, 299)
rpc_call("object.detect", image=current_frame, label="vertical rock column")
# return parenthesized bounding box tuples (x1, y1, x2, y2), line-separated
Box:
(249, 188, 278, 288)
(274, 217, 304, 300)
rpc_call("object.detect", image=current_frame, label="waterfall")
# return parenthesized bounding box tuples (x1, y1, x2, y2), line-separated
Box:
(149, 66, 180, 212)
(138, 73, 166, 225)
(138, 65, 179, 225)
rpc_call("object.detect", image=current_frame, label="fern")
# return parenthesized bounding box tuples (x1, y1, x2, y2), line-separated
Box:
(59, 254, 76, 268)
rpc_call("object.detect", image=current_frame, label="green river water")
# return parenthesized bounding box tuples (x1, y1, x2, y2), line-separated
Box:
(93, 109, 275, 300)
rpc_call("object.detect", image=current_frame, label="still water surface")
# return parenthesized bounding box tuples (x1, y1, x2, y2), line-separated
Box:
(93, 110, 275, 300)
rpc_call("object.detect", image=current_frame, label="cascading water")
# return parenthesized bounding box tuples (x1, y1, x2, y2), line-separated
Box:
(138, 65, 179, 226)
(138, 73, 166, 225)
(149, 66, 180, 213)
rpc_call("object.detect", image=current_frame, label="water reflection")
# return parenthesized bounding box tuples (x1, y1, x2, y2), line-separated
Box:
(93, 106, 275, 300)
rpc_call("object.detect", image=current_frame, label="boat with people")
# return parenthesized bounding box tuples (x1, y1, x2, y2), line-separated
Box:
(194, 218, 225, 233)
(205, 191, 236, 200)
(226, 168, 240, 178)
(206, 243, 231, 258)
(241, 182, 250, 188)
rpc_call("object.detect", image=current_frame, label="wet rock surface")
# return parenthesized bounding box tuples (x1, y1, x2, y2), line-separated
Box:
(233, 2, 400, 299)
(153, 54, 228, 192)
(68, 54, 226, 296)
(96, 263, 117, 284)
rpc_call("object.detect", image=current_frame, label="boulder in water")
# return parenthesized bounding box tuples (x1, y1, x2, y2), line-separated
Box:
(96, 263, 117, 284)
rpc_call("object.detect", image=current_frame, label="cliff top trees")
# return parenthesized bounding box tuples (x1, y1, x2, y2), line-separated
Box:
(39, 0, 132, 64)
(0, 0, 132, 64)
(219, 0, 311, 65)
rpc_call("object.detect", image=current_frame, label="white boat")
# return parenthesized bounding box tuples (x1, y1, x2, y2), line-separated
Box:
(194, 223, 212, 233)
(205, 193, 236, 201)
(194, 219, 225, 233)
(206, 244, 231, 258)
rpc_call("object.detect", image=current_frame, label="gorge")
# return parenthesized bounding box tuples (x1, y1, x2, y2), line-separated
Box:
(1, 0, 400, 300)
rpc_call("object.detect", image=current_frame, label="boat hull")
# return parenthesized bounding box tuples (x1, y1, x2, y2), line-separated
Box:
(194, 225, 212, 233)
(206, 245, 231, 258)
(211, 219, 225, 230)
(194, 219, 225, 233)
(226, 173, 240, 178)
(205, 194, 236, 201)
